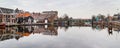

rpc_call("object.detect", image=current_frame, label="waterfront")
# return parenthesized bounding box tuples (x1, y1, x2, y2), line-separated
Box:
(0, 25, 120, 48)
(1, 0, 120, 48)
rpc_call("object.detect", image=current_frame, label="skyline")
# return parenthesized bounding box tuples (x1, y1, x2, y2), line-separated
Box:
(0, 0, 120, 18)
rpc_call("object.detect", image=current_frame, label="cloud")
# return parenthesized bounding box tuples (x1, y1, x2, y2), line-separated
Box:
(0, 0, 120, 18)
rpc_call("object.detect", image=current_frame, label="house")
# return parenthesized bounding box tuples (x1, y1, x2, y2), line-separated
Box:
(16, 12, 34, 24)
(31, 13, 43, 23)
(113, 13, 120, 21)
(32, 11, 58, 23)
(0, 7, 17, 26)
(42, 11, 58, 23)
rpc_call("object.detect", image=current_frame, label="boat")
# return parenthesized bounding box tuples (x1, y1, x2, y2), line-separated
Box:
(0, 23, 6, 29)
(0, 23, 5, 26)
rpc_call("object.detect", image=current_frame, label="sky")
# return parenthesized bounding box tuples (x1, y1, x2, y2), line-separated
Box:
(0, 0, 120, 18)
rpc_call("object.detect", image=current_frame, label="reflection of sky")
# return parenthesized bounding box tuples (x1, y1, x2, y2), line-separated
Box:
(0, 27, 120, 48)
(0, 0, 120, 18)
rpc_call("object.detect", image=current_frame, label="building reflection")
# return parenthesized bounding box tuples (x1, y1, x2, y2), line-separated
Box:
(32, 25, 58, 35)
(108, 25, 113, 35)
(0, 24, 120, 41)
(0, 25, 58, 41)
(0, 27, 22, 41)
(92, 24, 105, 30)
(92, 24, 120, 35)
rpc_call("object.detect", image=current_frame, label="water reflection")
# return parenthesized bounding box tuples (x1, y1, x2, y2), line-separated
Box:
(0, 25, 58, 41)
(0, 25, 120, 42)
(92, 24, 120, 35)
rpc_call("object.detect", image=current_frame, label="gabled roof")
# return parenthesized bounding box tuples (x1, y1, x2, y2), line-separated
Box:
(0, 7, 14, 13)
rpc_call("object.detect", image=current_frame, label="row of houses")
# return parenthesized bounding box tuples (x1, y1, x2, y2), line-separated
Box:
(0, 7, 58, 26)
(92, 13, 120, 23)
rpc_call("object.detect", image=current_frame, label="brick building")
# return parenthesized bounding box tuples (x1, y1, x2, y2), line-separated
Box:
(0, 7, 22, 25)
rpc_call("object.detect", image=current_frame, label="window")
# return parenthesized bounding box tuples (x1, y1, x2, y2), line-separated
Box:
(6, 15, 7, 18)
(4, 15, 6, 17)
(6, 15, 10, 18)
(6, 19, 10, 22)
(12, 15, 14, 18)
(0, 19, 2, 22)
(8, 15, 10, 18)
(12, 19, 15, 23)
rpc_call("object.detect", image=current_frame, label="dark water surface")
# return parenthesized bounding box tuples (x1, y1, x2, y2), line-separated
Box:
(0, 26, 120, 48)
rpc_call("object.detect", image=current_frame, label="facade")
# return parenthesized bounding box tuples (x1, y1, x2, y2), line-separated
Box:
(69, 19, 82, 26)
(32, 11, 58, 23)
(31, 13, 43, 23)
(17, 12, 34, 24)
(69, 19, 91, 26)
(42, 11, 58, 23)
(0, 7, 58, 25)
(113, 13, 120, 21)
(107, 16, 113, 22)
(0, 7, 22, 25)
(0, 7, 16, 25)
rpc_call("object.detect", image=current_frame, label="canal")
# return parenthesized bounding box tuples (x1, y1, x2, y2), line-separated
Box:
(0, 25, 120, 48)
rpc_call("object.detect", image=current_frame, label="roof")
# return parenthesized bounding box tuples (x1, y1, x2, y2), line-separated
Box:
(17, 12, 31, 17)
(0, 7, 14, 13)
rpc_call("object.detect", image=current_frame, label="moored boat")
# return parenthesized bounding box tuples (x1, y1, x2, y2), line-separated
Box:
(0, 23, 5, 26)
(0, 23, 6, 29)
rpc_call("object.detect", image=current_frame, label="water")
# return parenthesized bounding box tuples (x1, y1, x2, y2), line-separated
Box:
(0, 25, 120, 48)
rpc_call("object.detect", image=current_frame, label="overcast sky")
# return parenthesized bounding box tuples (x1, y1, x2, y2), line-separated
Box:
(0, 0, 120, 18)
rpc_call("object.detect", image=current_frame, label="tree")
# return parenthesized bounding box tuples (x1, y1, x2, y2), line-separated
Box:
(97, 14, 105, 20)
(63, 14, 69, 20)
(92, 15, 96, 21)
